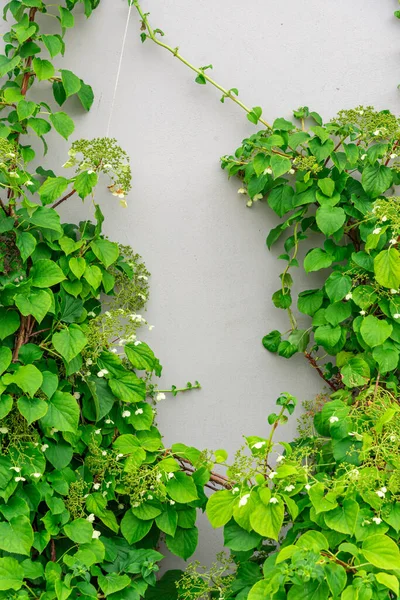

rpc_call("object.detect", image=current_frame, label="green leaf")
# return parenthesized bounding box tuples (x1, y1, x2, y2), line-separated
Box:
(341, 357, 370, 388)
(98, 573, 130, 596)
(41, 34, 63, 58)
(296, 530, 329, 551)
(90, 239, 119, 268)
(0, 309, 20, 340)
(325, 272, 352, 302)
(83, 264, 102, 289)
(121, 510, 153, 544)
(31, 259, 65, 288)
(40, 391, 79, 432)
(125, 342, 159, 372)
(316, 205, 346, 236)
(17, 99, 36, 121)
(0, 347, 11, 376)
(3, 364, 43, 398)
(324, 500, 359, 534)
(155, 506, 178, 537)
(32, 58, 55, 81)
(206, 490, 236, 528)
(267, 185, 294, 217)
(165, 472, 198, 503)
(15, 290, 52, 324)
(250, 497, 284, 541)
(362, 164, 393, 198)
(304, 248, 332, 272)
(362, 534, 400, 570)
(16, 231, 36, 262)
(59, 7, 74, 28)
(50, 112, 74, 140)
(165, 526, 198, 560)
(270, 155, 292, 178)
(0, 557, 24, 591)
(248, 581, 270, 600)
(74, 171, 98, 199)
(78, 81, 94, 111)
(69, 257, 86, 279)
(64, 519, 93, 544)
(262, 330, 281, 352)
(318, 178, 335, 197)
(372, 343, 399, 373)
(360, 315, 392, 348)
(374, 248, 400, 289)
(375, 572, 399, 596)
(52, 324, 87, 362)
(109, 372, 146, 403)
(0, 516, 34, 556)
(60, 69, 81, 98)
(38, 177, 69, 205)
(223, 520, 261, 551)
(17, 396, 48, 424)
(314, 325, 342, 350)
(0, 396, 13, 420)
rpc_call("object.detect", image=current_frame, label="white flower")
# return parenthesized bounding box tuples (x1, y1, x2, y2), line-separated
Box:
(9, 171, 19, 178)
(360, 310, 366, 316)
(349, 432, 358, 437)
(268, 471, 277, 479)
(372, 517, 382, 524)
(345, 293, 352, 300)
(253, 193, 263, 202)
(381, 486, 387, 493)
(104, 311, 111, 317)
(329, 416, 339, 423)
(86, 514, 95, 523)
(10, 466, 21, 472)
(246, 200, 253, 207)
(86, 359, 93, 365)
(95, 429, 101, 435)
(252, 441, 266, 450)
(88, 169, 95, 175)
(350, 469, 360, 478)
(373, 228, 381, 234)
(289, 168, 295, 175)
(305, 484, 311, 490)
(276, 455, 284, 463)
(264, 167, 273, 175)
(394, 314, 400, 319)
(135, 408, 143, 415)
(105, 419, 114, 425)
(167, 472, 174, 479)
(122, 410, 131, 418)
(382, 216, 388, 222)
(92, 530, 101, 539)
(148, 495, 153, 500)
(391, 288, 399, 294)
(156, 392, 166, 402)
(93, 483, 101, 490)
(269, 497, 279, 504)
(111, 348, 118, 354)
(116, 453, 124, 459)
(284, 485, 295, 492)
(374, 130, 380, 136)
(106, 481, 112, 488)
(390, 240, 398, 246)
(97, 370, 106, 378)
(376, 490, 385, 498)
(239, 494, 250, 507)
(232, 487, 240, 494)
(390, 435, 397, 442)
(26, 180, 34, 186)
(31, 472, 41, 478)
(391, 153, 397, 159)
(237, 188, 247, 194)
(41, 444, 49, 452)
(88, 312, 96, 318)
(169, 500, 175, 505)
(103, 163, 112, 169)
(0, 427, 8, 434)
(15, 477, 26, 482)
(134, 340, 142, 346)
(101, 450, 107, 456)
(118, 503, 124, 509)
(73, 392, 81, 400)
(149, 325, 155, 331)
(50, 428, 58, 435)
(361, 154, 367, 160)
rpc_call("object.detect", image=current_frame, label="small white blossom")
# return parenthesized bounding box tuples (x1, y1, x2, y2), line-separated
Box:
(360, 310, 366, 316)
(156, 392, 166, 402)
(390, 435, 397, 442)
(391, 288, 399, 294)
(374, 130, 380, 136)
(95, 429, 101, 435)
(376, 490, 385, 498)
(373, 228, 381, 234)
(86, 514, 95, 523)
(116, 453, 124, 459)
(106, 481, 112, 488)
(118, 503, 124, 509)
(86, 359, 93, 366)
(31, 473, 41, 478)
(169, 500, 175, 505)
(15, 476, 26, 482)
(168, 473, 174, 479)
(284, 485, 295, 492)
(87, 169, 95, 175)
(134, 340, 142, 346)
(394, 314, 400, 319)
(135, 408, 144, 415)
(382, 216, 388, 222)
(289, 168, 295, 175)
(252, 441, 266, 450)
(26, 180, 34, 186)
(345, 293, 352, 300)
(105, 419, 114, 425)
(111, 348, 118, 354)
(237, 188, 247, 194)
(9, 171, 19, 178)
(149, 325, 155, 331)
(391, 153, 397, 159)
(101, 450, 107, 456)
(93, 483, 101, 490)
(10, 466, 21, 472)
(390, 240, 398, 246)
(73, 392, 81, 400)
(264, 167, 273, 175)
(122, 410, 131, 418)
(305, 484, 311, 490)
(88, 311, 96, 318)
(148, 494, 153, 500)
(253, 193, 263, 202)
(268, 471, 277, 479)
(329, 416, 339, 423)
(269, 497, 279, 504)
(239, 494, 250, 507)
(381, 487, 387, 493)
(92, 530, 101, 539)
(97, 369, 109, 378)
(372, 517, 382, 524)
(276, 455, 284, 463)
(246, 200, 253, 207)
(0, 427, 8, 434)
(41, 444, 49, 452)
(232, 487, 240, 494)
(103, 163, 112, 169)
(50, 428, 58, 435)
(361, 154, 367, 160)
(104, 311, 111, 317)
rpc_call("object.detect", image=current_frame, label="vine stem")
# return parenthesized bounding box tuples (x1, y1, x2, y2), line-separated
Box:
(304, 352, 338, 391)
(132, 1, 272, 129)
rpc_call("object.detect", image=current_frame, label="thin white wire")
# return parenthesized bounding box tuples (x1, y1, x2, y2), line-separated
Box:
(106, 1, 133, 136)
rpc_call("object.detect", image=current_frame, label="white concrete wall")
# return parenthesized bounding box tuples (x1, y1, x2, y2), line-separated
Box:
(2, 0, 399, 567)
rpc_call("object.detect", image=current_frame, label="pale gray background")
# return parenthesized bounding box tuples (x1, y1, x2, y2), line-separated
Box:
(2, 0, 400, 567)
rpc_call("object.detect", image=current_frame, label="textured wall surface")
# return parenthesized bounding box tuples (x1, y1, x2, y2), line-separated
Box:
(2, 0, 399, 567)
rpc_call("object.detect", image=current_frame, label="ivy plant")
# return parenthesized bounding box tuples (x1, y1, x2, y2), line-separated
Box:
(132, 2, 400, 598)
(0, 1, 222, 598)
